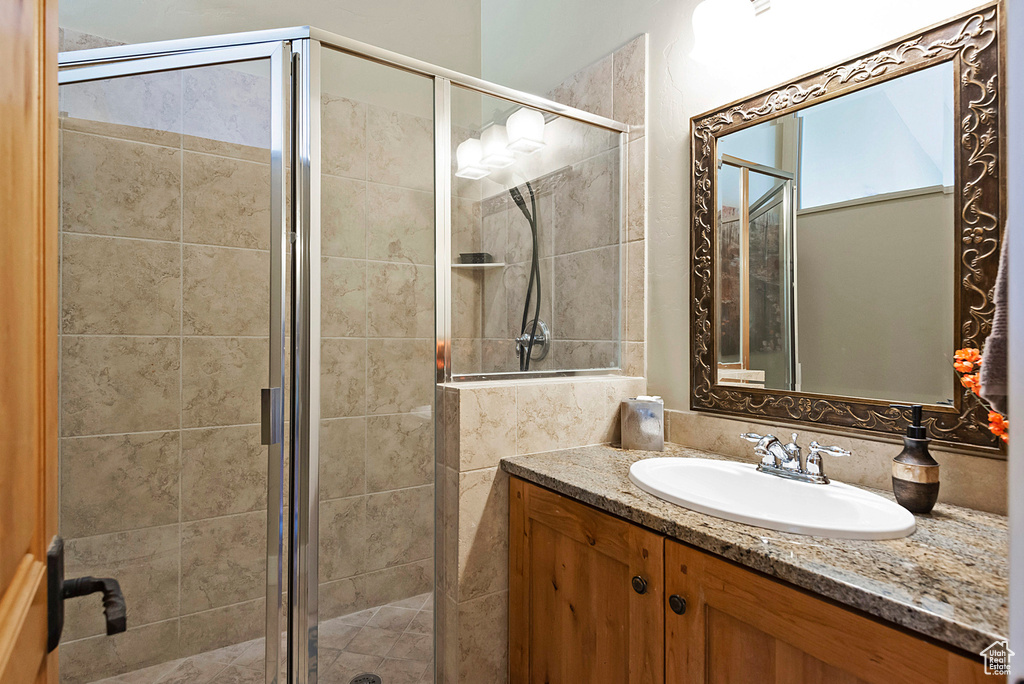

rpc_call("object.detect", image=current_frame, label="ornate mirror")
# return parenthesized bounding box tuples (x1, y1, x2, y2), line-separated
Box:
(689, 4, 1004, 451)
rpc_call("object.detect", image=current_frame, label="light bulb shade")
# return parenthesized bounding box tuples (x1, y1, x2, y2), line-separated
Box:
(455, 138, 490, 180)
(506, 107, 545, 154)
(480, 125, 515, 168)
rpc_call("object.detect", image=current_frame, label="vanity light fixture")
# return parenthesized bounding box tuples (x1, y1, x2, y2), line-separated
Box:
(455, 137, 490, 179)
(505, 107, 546, 154)
(480, 124, 516, 168)
(751, 0, 770, 15)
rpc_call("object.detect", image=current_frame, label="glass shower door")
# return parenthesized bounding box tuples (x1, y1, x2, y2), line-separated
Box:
(284, 41, 436, 684)
(56, 45, 288, 684)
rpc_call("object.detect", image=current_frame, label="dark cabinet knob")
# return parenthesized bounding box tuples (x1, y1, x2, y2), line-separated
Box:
(631, 575, 648, 594)
(669, 594, 687, 615)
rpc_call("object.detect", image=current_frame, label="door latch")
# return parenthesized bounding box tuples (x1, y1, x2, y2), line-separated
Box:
(47, 536, 127, 652)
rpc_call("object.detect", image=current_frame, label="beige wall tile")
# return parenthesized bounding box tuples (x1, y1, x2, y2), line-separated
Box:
(61, 116, 180, 148)
(322, 256, 367, 338)
(59, 618, 179, 684)
(178, 599, 265, 658)
(320, 417, 367, 500)
(622, 341, 646, 377)
(182, 152, 270, 250)
(366, 339, 434, 415)
(443, 467, 459, 600)
(626, 239, 645, 342)
(366, 412, 434, 492)
(457, 468, 508, 602)
(613, 35, 647, 131)
(181, 511, 266, 613)
(61, 234, 180, 335)
(367, 106, 432, 191)
(318, 559, 432, 622)
(181, 424, 267, 520)
(553, 246, 619, 341)
(516, 377, 646, 454)
(481, 269, 508, 340)
(63, 525, 179, 642)
(183, 244, 269, 336)
(366, 184, 434, 265)
(60, 432, 179, 538)
(61, 336, 180, 437)
(553, 151, 619, 255)
(480, 339, 518, 374)
(322, 175, 367, 259)
(367, 262, 434, 338)
(443, 388, 460, 470)
(62, 131, 181, 241)
(547, 54, 613, 119)
(552, 340, 619, 371)
(451, 270, 482, 341)
(182, 66, 270, 153)
(181, 337, 267, 429)
(626, 136, 646, 241)
(480, 208, 507, 264)
(455, 386, 516, 471)
(456, 591, 508, 684)
(320, 338, 367, 418)
(183, 135, 268, 164)
(320, 496, 368, 582)
(366, 485, 434, 571)
(451, 338, 482, 375)
(322, 94, 367, 180)
(451, 197, 481, 260)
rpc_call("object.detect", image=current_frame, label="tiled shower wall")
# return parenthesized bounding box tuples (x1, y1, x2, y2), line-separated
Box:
(437, 35, 648, 684)
(57, 33, 434, 682)
(450, 35, 646, 377)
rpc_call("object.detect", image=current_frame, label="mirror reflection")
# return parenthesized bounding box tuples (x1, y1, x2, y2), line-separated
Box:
(716, 61, 955, 405)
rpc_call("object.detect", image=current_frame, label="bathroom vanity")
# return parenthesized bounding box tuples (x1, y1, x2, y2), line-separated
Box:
(503, 445, 1007, 683)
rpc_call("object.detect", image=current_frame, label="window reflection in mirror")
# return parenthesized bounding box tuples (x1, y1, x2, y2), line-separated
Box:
(715, 61, 955, 406)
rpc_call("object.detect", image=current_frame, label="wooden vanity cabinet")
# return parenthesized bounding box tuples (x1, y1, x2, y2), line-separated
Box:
(510, 478, 993, 684)
(665, 540, 989, 684)
(509, 477, 664, 684)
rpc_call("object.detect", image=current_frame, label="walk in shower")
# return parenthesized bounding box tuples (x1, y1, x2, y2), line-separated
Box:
(56, 28, 628, 684)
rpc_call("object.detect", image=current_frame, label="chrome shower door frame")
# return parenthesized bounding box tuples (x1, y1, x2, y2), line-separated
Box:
(62, 26, 633, 684)
(58, 41, 291, 684)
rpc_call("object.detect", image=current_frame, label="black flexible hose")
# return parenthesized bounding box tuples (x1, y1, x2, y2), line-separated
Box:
(508, 182, 542, 371)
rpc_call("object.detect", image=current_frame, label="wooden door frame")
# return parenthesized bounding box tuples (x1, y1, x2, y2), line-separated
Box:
(0, 0, 60, 682)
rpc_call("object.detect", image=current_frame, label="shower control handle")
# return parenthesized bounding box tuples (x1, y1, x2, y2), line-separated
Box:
(47, 536, 127, 652)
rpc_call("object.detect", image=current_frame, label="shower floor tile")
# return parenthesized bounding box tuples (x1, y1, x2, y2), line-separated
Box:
(88, 593, 434, 684)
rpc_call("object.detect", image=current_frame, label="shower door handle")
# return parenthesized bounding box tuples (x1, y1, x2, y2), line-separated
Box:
(261, 387, 283, 445)
(47, 536, 127, 652)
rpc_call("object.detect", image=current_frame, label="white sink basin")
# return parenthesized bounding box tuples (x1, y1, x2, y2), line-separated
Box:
(628, 457, 915, 540)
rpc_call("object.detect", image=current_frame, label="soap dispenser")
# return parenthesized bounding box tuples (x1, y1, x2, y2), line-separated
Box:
(890, 404, 939, 514)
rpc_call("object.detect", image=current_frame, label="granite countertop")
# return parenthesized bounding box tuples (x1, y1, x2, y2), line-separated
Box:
(500, 443, 1008, 655)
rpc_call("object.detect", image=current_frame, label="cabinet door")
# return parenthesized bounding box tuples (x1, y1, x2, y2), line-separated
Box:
(510, 478, 664, 684)
(664, 540, 992, 684)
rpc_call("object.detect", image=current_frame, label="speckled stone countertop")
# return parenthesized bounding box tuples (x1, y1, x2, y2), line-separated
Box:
(500, 443, 1008, 654)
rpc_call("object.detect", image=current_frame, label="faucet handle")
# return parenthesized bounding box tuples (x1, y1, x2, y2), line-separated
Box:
(739, 432, 768, 443)
(806, 441, 851, 480)
(808, 441, 851, 458)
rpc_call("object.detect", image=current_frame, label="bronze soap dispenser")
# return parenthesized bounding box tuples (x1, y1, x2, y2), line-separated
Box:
(890, 404, 939, 514)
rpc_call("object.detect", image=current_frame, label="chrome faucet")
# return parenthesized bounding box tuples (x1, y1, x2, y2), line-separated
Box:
(739, 432, 850, 484)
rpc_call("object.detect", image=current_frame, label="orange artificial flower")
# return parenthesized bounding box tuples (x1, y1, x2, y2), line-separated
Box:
(954, 348, 983, 373)
(988, 412, 1009, 443)
(960, 372, 982, 395)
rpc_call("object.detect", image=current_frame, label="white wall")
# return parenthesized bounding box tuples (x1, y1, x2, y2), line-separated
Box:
(482, 0, 984, 409)
(60, 0, 481, 76)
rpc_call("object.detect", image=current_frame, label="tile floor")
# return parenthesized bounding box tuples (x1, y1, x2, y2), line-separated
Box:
(90, 593, 434, 684)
